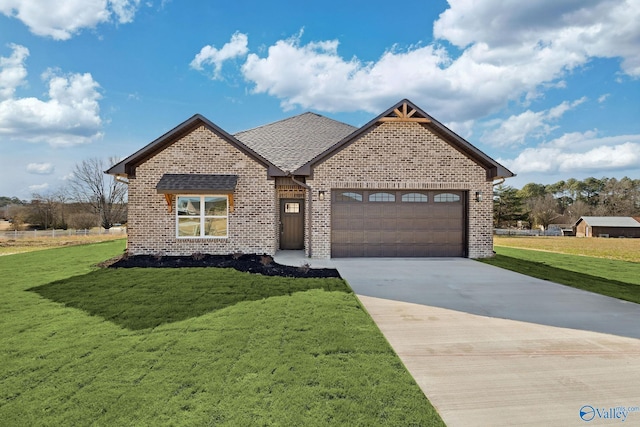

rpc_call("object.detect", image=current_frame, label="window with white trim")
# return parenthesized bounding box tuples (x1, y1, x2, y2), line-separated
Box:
(176, 195, 228, 238)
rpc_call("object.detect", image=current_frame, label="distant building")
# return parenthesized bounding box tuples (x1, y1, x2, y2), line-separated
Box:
(574, 216, 640, 238)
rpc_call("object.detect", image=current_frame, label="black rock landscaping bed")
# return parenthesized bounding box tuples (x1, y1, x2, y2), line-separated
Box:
(106, 253, 341, 279)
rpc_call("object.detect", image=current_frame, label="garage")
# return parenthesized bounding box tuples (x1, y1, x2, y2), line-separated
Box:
(331, 189, 466, 257)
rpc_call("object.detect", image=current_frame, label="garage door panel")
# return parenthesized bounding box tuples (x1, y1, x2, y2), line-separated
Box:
(364, 245, 383, 257)
(381, 231, 398, 243)
(379, 218, 397, 230)
(397, 231, 416, 243)
(364, 230, 382, 243)
(362, 218, 380, 229)
(332, 189, 465, 257)
(396, 218, 417, 230)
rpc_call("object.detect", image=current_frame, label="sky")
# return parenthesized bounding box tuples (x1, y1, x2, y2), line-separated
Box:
(0, 0, 639, 200)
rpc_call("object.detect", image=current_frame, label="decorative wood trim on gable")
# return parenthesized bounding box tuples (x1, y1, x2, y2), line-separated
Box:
(377, 102, 431, 123)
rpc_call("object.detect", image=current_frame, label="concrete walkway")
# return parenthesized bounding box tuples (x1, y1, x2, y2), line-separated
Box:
(276, 254, 640, 425)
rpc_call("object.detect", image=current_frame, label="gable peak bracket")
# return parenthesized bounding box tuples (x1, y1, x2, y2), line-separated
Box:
(378, 102, 431, 123)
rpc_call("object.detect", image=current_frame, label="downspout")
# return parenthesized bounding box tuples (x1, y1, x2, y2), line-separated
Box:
(288, 173, 313, 258)
(493, 177, 505, 187)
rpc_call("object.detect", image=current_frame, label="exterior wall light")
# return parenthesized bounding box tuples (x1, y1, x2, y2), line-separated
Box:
(318, 191, 326, 201)
(475, 191, 483, 202)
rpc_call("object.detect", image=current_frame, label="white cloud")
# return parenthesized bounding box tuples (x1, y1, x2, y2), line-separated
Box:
(28, 183, 49, 192)
(500, 133, 640, 174)
(0, 44, 103, 146)
(241, 33, 454, 114)
(0, 0, 141, 40)
(434, 0, 640, 76)
(190, 32, 249, 79)
(0, 43, 28, 99)
(481, 98, 586, 147)
(598, 93, 610, 103)
(194, 1, 640, 121)
(27, 162, 54, 174)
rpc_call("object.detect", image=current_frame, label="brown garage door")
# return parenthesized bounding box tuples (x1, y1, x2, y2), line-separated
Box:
(331, 190, 466, 257)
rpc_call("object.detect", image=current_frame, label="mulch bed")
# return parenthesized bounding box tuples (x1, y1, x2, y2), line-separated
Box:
(103, 253, 341, 279)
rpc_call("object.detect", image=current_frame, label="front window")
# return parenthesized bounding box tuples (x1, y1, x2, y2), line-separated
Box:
(177, 195, 228, 238)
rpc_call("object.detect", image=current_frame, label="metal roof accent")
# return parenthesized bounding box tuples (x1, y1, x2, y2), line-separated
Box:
(234, 112, 357, 172)
(575, 216, 640, 227)
(156, 174, 238, 194)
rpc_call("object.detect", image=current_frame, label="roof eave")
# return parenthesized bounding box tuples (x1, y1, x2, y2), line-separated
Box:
(294, 98, 515, 180)
(105, 114, 286, 178)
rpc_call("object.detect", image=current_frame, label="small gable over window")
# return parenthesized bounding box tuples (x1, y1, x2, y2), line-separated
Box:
(156, 174, 238, 194)
(156, 174, 238, 213)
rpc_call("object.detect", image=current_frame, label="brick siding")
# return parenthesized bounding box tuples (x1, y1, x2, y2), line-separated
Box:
(128, 121, 495, 259)
(127, 126, 276, 256)
(306, 122, 495, 258)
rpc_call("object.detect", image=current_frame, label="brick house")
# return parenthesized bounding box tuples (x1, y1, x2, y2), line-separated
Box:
(107, 99, 513, 258)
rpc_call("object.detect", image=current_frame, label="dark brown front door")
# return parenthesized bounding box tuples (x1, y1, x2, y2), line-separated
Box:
(280, 199, 304, 250)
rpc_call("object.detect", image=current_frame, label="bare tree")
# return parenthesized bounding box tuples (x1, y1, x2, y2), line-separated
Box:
(528, 194, 562, 230)
(30, 192, 58, 229)
(565, 199, 591, 223)
(68, 157, 127, 230)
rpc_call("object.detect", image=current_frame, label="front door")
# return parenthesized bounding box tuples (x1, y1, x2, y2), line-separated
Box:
(280, 199, 304, 250)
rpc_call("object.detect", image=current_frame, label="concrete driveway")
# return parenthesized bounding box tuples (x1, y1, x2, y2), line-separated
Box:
(331, 258, 640, 426)
(333, 258, 640, 339)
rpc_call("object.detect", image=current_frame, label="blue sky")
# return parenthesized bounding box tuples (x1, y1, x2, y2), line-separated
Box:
(1, 0, 639, 200)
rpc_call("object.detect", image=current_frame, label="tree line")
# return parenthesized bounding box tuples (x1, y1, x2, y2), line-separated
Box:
(1, 158, 127, 231)
(494, 176, 640, 230)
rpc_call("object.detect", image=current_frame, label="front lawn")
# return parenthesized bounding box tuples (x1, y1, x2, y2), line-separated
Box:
(0, 241, 443, 426)
(480, 246, 640, 304)
(493, 235, 640, 263)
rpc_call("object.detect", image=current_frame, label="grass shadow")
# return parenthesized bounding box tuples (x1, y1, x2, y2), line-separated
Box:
(479, 255, 640, 304)
(30, 267, 349, 330)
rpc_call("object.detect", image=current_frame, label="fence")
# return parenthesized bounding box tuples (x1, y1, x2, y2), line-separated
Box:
(0, 227, 126, 239)
(494, 228, 564, 236)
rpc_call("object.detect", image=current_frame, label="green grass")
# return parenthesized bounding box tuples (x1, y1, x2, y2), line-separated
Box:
(0, 242, 443, 426)
(479, 246, 640, 304)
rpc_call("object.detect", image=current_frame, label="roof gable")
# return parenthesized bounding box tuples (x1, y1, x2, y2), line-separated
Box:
(295, 99, 514, 180)
(106, 114, 283, 178)
(234, 112, 357, 173)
